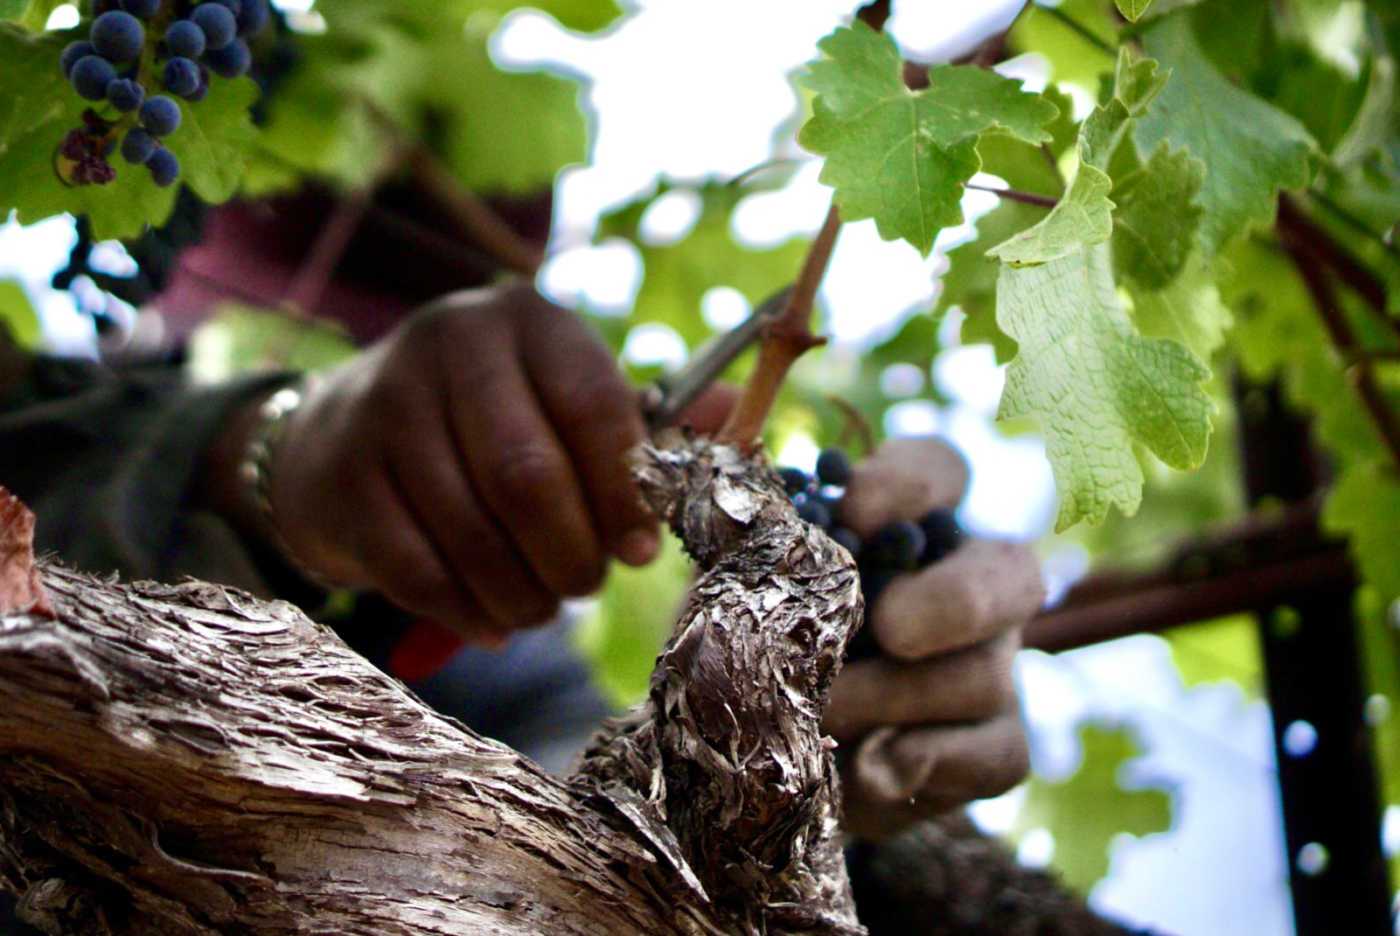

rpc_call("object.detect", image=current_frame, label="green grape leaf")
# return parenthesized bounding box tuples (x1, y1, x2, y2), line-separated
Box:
(1126, 252, 1232, 361)
(574, 531, 690, 708)
(1167, 616, 1263, 696)
(1008, 722, 1173, 892)
(169, 77, 260, 206)
(996, 245, 1212, 530)
(1134, 13, 1317, 254)
(0, 280, 40, 350)
(264, 5, 587, 196)
(1324, 461, 1400, 603)
(988, 50, 1172, 269)
(1112, 144, 1205, 288)
(0, 24, 64, 156)
(186, 305, 357, 384)
(597, 184, 808, 349)
(799, 22, 1058, 254)
(1009, 0, 1120, 89)
(938, 202, 1043, 364)
(988, 166, 1113, 266)
(1115, 0, 1153, 22)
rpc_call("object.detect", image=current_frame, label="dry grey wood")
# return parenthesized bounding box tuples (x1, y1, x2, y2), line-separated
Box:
(0, 438, 866, 934)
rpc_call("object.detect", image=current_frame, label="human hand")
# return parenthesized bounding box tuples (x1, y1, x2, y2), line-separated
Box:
(822, 438, 1045, 840)
(264, 283, 680, 644)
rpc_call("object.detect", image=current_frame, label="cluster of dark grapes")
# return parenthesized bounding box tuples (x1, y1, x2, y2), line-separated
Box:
(56, 0, 269, 188)
(780, 448, 964, 658)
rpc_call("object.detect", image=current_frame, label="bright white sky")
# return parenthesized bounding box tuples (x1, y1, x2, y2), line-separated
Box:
(0, 3, 1334, 932)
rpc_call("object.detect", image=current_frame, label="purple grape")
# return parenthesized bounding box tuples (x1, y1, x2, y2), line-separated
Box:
(147, 147, 180, 186)
(917, 508, 963, 565)
(140, 95, 181, 136)
(60, 41, 96, 78)
(90, 10, 145, 63)
(70, 55, 118, 101)
(106, 77, 145, 112)
(830, 526, 862, 561)
(186, 73, 210, 102)
(816, 447, 852, 486)
(120, 127, 158, 165)
(866, 521, 926, 571)
(120, 0, 162, 16)
(163, 57, 201, 96)
(798, 498, 833, 530)
(192, 3, 237, 49)
(212, 0, 242, 14)
(165, 19, 207, 59)
(236, 0, 269, 36)
(204, 37, 250, 78)
(779, 466, 811, 496)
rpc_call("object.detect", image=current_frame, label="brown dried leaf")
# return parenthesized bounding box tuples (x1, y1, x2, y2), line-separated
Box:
(0, 486, 52, 617)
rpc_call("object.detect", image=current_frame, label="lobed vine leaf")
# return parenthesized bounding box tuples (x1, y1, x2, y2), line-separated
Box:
(1009, 722, 1173, 892)
(1111, 144, 1205, 289)
(1126, 253, 1231, 362)
(987, 166, 1113, 266)
(1134, 12, 1317, 255)
(1325, 462, 1400, 605)
(996, 245, 1212, 530)
(799, 21, 1058, 255)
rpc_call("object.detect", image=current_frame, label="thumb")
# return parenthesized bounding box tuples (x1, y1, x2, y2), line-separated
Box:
(674, 383, 741, 435)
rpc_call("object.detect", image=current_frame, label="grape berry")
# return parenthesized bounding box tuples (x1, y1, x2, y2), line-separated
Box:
(56, 0, 270, 189)
(782, 447, 966, 659)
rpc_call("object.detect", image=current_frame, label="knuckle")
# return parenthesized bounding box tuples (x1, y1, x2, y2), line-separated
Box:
(981, 730, 1031, 797)
(488, 443, 569, 505)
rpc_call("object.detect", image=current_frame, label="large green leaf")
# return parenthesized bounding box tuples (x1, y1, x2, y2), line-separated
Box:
(1008, 722, 1174, 892)
(1134, 12, 1317, 254)
(799, 21, 1057, 255)
(289, 2, 590, 197)
(939, 202, 1043, 364)
(988, 50, 1167, 269)
(1009, 0, 1120, 89)
(996, 245, 1213, 530)
(988, 166, 1113, 267)
(0, 280, 40, 350)
(0, 0, 65, 31)
(1325, 461, 1400, 605)
(1112, 144, 1205, 289)
(1126, 253, 1232, 362)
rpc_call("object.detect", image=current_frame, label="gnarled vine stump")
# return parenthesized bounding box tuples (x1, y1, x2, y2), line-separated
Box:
(0, 446, 1136, 934)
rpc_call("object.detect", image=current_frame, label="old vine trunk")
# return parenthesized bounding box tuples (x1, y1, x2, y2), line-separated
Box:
(0, 444, 1132, 934)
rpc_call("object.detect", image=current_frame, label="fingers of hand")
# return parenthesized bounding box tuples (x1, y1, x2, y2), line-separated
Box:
(824, 630, 1019, 743)
(839, 437, 970, 540)
(384, 424, 560, 635)
(840, 713, 1030, 839)
(871, 538, 1045, 660)
(351, 468, 498, 640)
(675, 383, 740, 435)
(421, 301, 607, 599)
(518, 290, 661, 568)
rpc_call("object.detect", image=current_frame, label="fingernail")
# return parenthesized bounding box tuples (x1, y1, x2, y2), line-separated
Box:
(618, 528, 660, 566)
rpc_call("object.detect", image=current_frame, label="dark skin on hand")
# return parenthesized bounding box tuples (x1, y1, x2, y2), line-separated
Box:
(201, 282, 1043, 839)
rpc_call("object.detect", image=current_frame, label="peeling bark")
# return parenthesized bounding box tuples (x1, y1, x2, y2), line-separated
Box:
(0, 447, 1130, 934)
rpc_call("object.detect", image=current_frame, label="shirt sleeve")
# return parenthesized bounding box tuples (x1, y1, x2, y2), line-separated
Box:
(0, 352, 295, 587)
